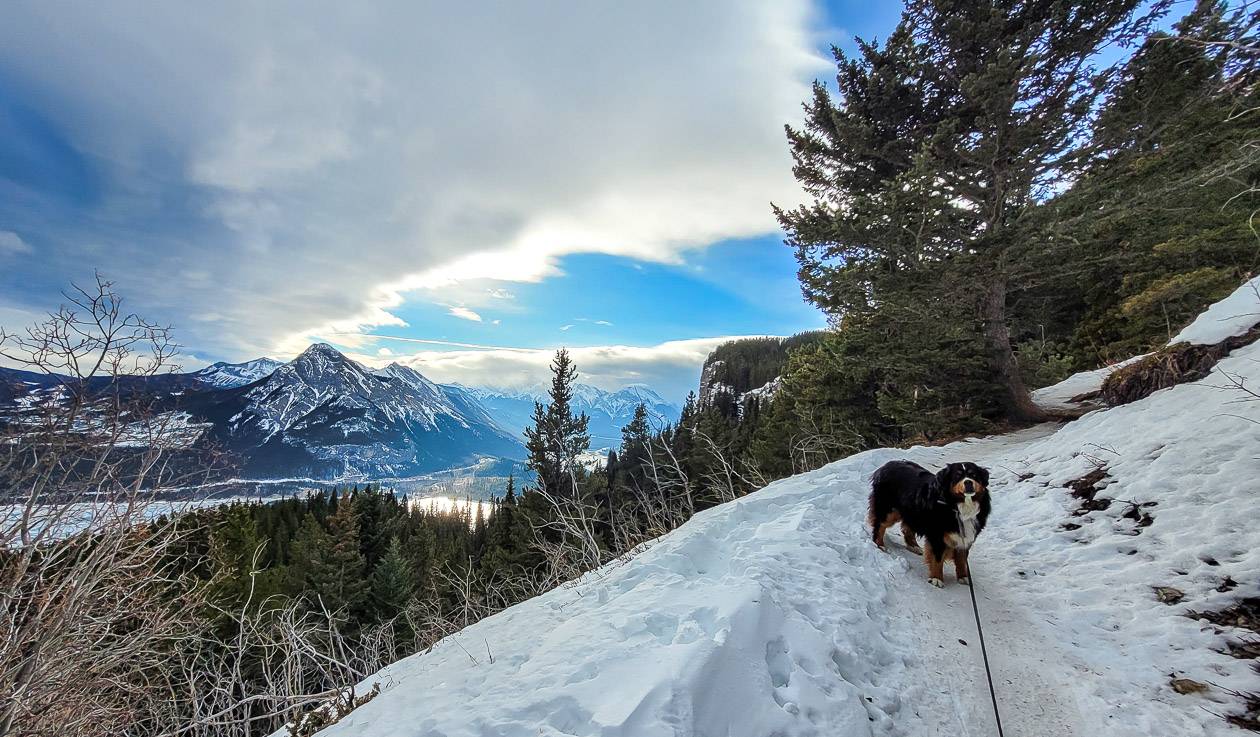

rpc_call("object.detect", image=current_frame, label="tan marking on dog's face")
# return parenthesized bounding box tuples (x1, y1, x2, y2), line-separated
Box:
(950, 477, 987, 501)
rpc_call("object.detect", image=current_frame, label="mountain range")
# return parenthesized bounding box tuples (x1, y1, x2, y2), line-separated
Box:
(0, 343, 681, 481)
(445, 382, 680, 446)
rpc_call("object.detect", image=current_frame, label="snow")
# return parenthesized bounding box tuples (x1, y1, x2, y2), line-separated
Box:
(1170, 275, 1260, 345)
(1033, 274, 1260, 413)
(576, 447, 610, 471)
(193, 357, 283, 388)
(1030, 355, 1147, 412)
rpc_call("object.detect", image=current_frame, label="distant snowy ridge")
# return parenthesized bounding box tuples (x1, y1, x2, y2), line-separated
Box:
(444, 381, 681, 443)
(303, 286, 1260, 736)
(192, 357, 284, 389)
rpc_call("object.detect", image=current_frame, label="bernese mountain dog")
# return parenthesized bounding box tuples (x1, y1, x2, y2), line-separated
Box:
(868, 460, 991, 588)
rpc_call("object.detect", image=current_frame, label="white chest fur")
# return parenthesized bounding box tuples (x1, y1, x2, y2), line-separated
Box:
(947, 498, 981, 550)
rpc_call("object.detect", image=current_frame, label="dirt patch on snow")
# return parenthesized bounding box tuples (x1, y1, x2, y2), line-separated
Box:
(1101, 326, 1260, 406)
(1068, 467, 1113, 514)
(1191, 597, 1260, 635)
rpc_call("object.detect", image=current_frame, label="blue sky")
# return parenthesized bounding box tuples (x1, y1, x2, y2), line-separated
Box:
(0, 2, 905, 400)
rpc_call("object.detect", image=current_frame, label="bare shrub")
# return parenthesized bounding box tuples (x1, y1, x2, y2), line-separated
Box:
(0, 275, 219, 737)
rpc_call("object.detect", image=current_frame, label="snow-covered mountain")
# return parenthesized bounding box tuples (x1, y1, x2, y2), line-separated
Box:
(445, 382, 682, 444)
(190, 357, 283, 389)
(180, 344, 524, 479)
(2, 343, 682, 480)
(293, 281, 1260, 736)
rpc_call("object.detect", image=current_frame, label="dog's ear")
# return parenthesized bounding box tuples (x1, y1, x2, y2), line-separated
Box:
(935, 465, 953, 490)
(971, 464, 990, 486)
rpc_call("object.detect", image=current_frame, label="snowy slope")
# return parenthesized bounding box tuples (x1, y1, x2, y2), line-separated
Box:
(1171, 275, 1260, 345)
(306, 305, 1260, 735)
(1030, 354, 1146, 412)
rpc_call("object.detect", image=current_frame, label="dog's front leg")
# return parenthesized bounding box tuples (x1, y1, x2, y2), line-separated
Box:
(923, 542, 945, 588)
(954, 548, 971, 585)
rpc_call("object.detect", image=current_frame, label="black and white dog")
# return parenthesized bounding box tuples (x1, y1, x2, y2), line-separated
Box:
(868, 460, 991, 588)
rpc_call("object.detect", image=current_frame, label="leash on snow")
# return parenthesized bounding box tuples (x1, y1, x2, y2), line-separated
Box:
(966, 573, 1006, 737)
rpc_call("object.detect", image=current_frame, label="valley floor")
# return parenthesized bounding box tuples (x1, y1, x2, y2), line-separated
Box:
(307, 337, 1260, 736)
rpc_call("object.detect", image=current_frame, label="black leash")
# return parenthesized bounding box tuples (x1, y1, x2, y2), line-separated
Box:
(967, 573, 1006, 737)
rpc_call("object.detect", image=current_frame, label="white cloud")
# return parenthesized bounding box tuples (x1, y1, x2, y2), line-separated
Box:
(447, 306, 483, 322)
(346, 335, 776, 401)
(0, 2, 825, 360)
(559, 324, 574, 332)
(0, 231, 32, 256)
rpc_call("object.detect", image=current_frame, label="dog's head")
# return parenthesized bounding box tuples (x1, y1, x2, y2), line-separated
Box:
(936, 462, 990, 504)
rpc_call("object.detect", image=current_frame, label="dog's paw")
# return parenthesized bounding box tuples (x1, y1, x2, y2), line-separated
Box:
(928, 577, 944, 588)
(958, 576, 971, 585)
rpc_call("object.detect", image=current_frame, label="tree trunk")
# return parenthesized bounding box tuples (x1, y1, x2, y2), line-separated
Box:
(981, 278, 1046, 421)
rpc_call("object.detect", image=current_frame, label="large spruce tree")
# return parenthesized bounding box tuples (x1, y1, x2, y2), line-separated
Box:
(778, 0, 1169, 421)
(523, 349, 591, 497)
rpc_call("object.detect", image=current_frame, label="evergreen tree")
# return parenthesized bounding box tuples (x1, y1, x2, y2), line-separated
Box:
(304, 497, 369, 616)
(523, 349, 591, 497)
(618, 403, 652, 490)
(1021, 1, 1258, 363)
(370, 536, 414, 620)
(207, 504, 271, 611)
(778, 0, 1167, 422)
(286, 512, 332, 597)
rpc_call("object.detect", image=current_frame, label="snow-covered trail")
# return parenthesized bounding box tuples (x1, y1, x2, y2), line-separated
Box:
(877, 428, 1089, 737)
(308, 339, 1260, 736)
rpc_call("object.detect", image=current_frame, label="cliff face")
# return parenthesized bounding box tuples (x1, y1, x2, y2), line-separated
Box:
(696, 332, 825, 415)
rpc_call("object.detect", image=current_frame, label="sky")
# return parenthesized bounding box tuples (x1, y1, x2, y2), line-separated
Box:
(0, 1, 905, 401)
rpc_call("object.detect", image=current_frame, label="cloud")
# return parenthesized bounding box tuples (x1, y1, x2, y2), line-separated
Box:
(594, 320, 613, 326)
(0, 2, 825, 361)
(559, 324, 574, 331)
(347, 335, 776, 401)
(447, 306, 483, 322)
(0, 231, 32, 256)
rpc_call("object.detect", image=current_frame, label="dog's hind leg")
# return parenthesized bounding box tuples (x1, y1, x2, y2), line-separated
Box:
(900, 523, 922, 554)
(872, 510, 900, 551)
